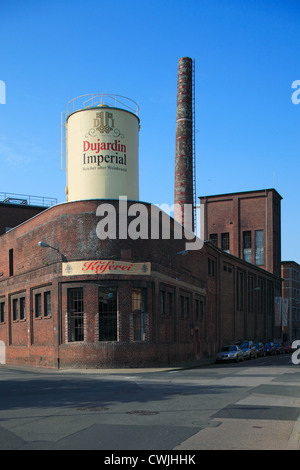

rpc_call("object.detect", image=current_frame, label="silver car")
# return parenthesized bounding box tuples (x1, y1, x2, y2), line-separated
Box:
(238, 340, 258, 360)
(216, 345, 244, 363)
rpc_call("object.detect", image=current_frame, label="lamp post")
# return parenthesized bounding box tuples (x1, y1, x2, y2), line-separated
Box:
(38, 241, 67, 262)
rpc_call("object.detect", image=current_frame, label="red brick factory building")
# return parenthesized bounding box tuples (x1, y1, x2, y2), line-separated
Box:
(0, 59, 282, 369)
(0, 198, 280, 369)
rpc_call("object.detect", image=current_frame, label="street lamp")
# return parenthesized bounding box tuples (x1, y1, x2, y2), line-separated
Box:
(38, 241, 67, 262)
(169, 249, 189, 259)
(176, 250, 189, 256)
(168, 249, 189, 264)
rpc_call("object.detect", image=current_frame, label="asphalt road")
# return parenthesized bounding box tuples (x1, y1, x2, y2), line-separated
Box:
(0, 353, 299, 451)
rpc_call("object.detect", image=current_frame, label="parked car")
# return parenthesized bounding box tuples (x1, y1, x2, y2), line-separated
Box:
(238, 341, 257, 360)
(255, 342, 266, 357)
(264, 342, 276, 355)
(216, 345, 244, 363)
(282, 342, 292, 353)
(274, 342, 284, 354)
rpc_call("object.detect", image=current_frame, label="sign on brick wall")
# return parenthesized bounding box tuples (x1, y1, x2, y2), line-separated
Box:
(62, 260, 151, 276)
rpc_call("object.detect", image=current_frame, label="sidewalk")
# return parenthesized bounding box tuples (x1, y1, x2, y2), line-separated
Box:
(175, 416, 300, 450)
(57, 357, 216, 374)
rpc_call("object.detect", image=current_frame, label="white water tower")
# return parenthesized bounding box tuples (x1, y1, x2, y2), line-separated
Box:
(63, 94, 140, 202)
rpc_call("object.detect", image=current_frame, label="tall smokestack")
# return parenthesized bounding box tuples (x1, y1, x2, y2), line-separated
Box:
(174, 57, 195, 231)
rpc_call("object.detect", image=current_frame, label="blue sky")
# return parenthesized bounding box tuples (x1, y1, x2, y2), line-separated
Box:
(0, 0, 300, 262)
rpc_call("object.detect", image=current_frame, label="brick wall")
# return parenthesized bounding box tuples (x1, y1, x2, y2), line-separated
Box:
(0, 199, 280, 368)
(200, 189, 282, 278)
(0, 202, 47, 235)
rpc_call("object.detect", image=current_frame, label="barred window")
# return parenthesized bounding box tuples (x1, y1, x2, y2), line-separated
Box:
(68, 288, 84, 342)
(132, 288, 146, 341)
(20, 297, 26, 321)
(13, 298, 18, 321)
(35, 293, 42, 318)
(99, 287, 118, 341)
(159, 289, 173, 317)
(209, 233, 218, 246)
(221, 232, 230, 253)
(44, 292, 51, 317)
(180, 294, 190, 319)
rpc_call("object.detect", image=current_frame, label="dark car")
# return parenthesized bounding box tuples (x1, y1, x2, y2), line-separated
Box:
(264, 342, 276, 355)
(274, 342, 284, 354)
(282, 342, 292, 353)
(255, 342, 266, 357)
(238, 341, 257, 360)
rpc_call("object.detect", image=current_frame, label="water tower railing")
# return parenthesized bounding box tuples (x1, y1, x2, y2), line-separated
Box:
(66, 94, 139, 117)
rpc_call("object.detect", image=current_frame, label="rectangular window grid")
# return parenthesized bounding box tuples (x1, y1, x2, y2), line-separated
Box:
(20, 297, 26, 320)
(243, 231, 252, 263)
(255, 230, 264, 266)
(221, 233, 230, 253)
(13, 298, 18, 321)
(132, 288, 146, 341)
(44, 291, 51, 317)
(68, 288, 84, 342)
(35, 293, 42, 318)
(99, 287, 118, 341)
